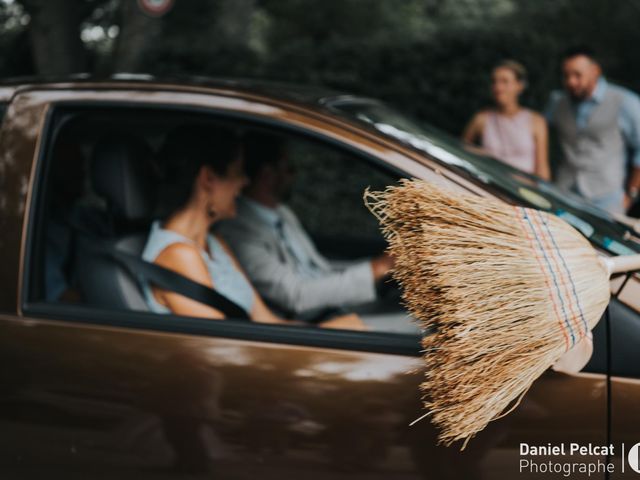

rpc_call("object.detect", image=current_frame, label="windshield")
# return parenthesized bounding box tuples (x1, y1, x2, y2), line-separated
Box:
(327, 98, 640, 256)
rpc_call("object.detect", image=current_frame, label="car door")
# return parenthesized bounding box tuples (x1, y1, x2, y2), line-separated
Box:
(0, 87, 431, 479)
(0, 85, 609, 479)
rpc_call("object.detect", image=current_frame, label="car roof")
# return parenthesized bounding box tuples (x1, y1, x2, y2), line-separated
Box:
(0, 73, 354, 109)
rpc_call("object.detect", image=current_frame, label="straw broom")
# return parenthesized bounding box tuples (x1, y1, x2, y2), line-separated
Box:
(364, 179, 640, 448)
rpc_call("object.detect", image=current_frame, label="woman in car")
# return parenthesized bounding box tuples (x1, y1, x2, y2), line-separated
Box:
(462, 60, 550, 180)
(142, 125, 363, 330)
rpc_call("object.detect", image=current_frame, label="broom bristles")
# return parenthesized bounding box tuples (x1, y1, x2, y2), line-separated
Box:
(365, 179, 610, 447)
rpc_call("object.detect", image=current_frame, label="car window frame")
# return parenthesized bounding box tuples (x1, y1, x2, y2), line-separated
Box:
(21, 99, 423, 357)
(0, 103, 7, 124)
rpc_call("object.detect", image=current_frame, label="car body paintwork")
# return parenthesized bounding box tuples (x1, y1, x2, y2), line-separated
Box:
(0, 77, 637, 478)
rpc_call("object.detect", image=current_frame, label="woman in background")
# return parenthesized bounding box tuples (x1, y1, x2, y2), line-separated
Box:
(463, 60, 550, 180)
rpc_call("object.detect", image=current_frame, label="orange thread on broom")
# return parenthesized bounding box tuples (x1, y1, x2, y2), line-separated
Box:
(523, 209, 576, 346)
(513, 206, 571, 350)
(538, 212, 589, 335)
(529, 210, 583, 342)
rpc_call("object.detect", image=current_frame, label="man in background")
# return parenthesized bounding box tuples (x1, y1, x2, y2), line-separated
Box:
(217, 132, 394, 319)
(546, 46, 640, 214)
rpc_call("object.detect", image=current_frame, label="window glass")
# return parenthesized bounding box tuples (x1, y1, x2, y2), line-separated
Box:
(330, 99, 640, 256)
(287, 137, 396, 258)
(28, 106, 418, 337)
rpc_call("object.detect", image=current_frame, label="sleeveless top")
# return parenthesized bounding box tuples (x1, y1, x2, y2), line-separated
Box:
(481, 109, 536, 174)
(141, 220, 255, 315)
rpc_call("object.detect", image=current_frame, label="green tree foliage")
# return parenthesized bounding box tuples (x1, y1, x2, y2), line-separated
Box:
(2, 0, 640, 135)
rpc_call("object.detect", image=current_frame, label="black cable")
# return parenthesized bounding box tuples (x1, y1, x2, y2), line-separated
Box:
(614, 273, 630, 298)
(605, 274, 628, 477)
(604, 304, 612, 480)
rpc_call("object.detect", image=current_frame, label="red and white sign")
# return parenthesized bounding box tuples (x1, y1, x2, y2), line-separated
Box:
(137, 0, 175, 17)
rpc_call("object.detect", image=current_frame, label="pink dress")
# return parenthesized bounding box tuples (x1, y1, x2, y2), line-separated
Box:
(481, 109, 536, 174)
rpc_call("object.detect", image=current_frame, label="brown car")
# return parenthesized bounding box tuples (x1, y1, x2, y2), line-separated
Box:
(0, 76, 639, 479)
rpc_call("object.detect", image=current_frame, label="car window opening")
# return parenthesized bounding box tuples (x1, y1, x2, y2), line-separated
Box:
(30, 105, 420, 338)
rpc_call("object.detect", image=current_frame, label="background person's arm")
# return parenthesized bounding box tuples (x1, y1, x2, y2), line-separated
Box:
(532, 112, 551, 181)
(627, 167, 640, 209)
(618, 89, 640, 209)
(461, 112, 485, 145)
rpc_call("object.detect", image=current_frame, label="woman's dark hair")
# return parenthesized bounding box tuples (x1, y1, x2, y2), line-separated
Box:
(158, 124, 241, 217)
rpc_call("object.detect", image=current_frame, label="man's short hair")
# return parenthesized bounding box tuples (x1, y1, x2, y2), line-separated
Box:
(561, 45, 600, 64)
(244, 131, 286, 180)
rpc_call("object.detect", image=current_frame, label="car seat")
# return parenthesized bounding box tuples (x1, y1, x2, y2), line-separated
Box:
(75, 133, 157, 311)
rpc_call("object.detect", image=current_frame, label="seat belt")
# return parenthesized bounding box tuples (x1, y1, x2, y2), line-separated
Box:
(103, 246, 250, 321)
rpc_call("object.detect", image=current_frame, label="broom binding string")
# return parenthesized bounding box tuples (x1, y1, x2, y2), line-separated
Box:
(512, 205, 589, 350)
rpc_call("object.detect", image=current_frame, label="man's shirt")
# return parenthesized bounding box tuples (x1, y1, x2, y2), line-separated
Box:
(241, 197, 324, 278)
(217, 196, 377, 314)
(546, 77, 640, 169)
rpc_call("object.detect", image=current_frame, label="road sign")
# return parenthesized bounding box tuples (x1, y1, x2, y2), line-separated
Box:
(137, 0, 175, 17)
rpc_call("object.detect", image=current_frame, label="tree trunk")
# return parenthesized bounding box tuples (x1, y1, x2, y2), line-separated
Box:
(111, 1, 164, 73)
(22, 0, 89, 76)
(213, 0, 256, 47)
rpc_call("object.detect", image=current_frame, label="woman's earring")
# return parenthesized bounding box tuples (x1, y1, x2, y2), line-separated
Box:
(206, 202, 217, 220)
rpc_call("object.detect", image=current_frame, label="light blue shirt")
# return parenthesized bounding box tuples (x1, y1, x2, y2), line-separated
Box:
(141, 220, 255, 315)
(546, 77, 640, 168)
(241, 196, 280, 229)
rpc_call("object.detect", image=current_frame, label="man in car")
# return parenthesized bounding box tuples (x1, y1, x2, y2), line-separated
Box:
(217, 132, 394, 319)
(546, 45, 640, 214)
